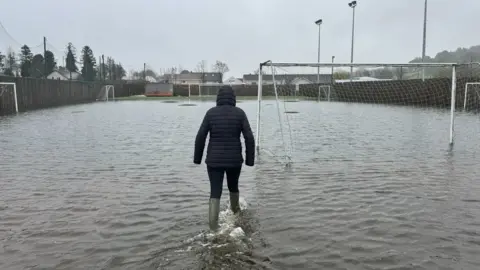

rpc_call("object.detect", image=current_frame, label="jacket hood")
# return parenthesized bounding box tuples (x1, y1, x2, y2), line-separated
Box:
(216, 86, 236, 106)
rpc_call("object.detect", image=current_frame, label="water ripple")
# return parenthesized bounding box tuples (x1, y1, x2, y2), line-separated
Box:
(1, 100, 480, 269)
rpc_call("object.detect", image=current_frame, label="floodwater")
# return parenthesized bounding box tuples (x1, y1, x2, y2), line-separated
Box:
(1, 98, 480, 270)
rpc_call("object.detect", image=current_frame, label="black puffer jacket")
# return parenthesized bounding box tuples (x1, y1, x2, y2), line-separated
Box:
(194, 86, 255, 168)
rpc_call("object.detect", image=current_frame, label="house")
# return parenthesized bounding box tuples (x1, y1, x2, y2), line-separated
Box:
(163, 71, 222, 84)
(335, 76, 393, 83)
(47, 67, 83, 81)
(242, 73, 332, 91)
(145, 76, 158, 83)
(224, 77, 244, 85)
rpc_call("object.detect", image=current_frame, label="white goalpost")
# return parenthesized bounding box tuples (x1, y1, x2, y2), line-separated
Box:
(463, 82, 480, 111)
(96, 85, 115, 101)
(0, 82, 18, 114)
(318, 85, 331, 102)
(198, 83, 223, 99)
(255, 61, 468, 163)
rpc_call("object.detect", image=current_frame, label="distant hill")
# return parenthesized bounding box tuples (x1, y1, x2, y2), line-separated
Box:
(404, 45, 480, 79)
(409, 45, 480, 64)
(336, 45, 480, 80)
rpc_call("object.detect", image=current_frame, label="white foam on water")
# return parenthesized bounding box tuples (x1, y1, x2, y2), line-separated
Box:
(183, 196, 249, 250)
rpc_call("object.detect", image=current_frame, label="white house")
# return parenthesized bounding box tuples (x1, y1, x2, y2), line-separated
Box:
(145, 75, 158, 83)
(47, 69, 83, 81)
(224, 77, 244, 85)
(335, 76, 393, 83)
(242, 73, 333, 92)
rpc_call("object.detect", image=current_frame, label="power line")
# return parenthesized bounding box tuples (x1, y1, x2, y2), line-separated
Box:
(1, 20, 100, 66)
(0, 21, 43, 49)
(0, 20, 135, 73)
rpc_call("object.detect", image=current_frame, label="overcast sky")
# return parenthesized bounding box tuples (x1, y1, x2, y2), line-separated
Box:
(0, 0, 478, 78)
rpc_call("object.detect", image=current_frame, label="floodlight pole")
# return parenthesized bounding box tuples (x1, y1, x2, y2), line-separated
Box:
(315, 19, 323, 84)
(421, 0, 428, 81)
(348, 1, 357, 82)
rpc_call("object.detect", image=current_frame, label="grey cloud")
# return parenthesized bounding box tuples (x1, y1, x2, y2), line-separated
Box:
(1, 0, 478, 77)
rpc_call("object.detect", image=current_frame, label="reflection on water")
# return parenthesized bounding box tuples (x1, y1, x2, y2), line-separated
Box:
(1, 100, 480, 269)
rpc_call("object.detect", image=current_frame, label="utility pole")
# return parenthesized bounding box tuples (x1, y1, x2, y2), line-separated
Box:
(143, 63, 146, 81)
(98, 56, 101, 80)
(102, 54, 105, 81)
(331, 56, 335, 83)
(43, 36, 47, 78)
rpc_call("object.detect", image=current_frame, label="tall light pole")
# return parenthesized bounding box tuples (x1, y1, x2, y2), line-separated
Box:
(315, 19, 323, 84)
(348, 1, 357, 82)
(421, 0, 428, 81)
(331, 56, 335, 83)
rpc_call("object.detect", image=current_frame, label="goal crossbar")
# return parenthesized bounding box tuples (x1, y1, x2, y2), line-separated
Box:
(255, 62, 462, 157)
(260, 61, 465, 68)
(0, 82, 18, 113)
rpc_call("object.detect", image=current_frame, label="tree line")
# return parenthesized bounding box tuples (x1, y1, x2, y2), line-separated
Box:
(0, 43, 126, 81)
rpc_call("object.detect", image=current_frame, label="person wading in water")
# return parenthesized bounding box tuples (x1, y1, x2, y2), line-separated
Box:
(193, 85, 255, 231)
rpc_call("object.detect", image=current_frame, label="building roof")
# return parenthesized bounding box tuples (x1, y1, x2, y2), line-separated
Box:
(164, 71, 222, 83)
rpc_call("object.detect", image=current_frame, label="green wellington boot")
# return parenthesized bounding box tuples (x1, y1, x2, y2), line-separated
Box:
(209, 198, 220, 231)
(230, 192, 240, 214)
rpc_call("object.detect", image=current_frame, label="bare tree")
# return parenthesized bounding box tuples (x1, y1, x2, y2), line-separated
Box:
(253, 68, 266, 75)
(177, 64, 184, 74)
(165, 66, 178, 84)
(212, 60, 229, 83)
(195, 60, 207, 83)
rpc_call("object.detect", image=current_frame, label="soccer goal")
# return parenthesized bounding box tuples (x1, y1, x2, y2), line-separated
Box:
(198, 83, 223, 100)
(318, 85, 331, 102)
(255, 61, 474, 163)
(96, 85, 115, 101)
(463, 82, 480, 111)
(0, 82, 18, 114)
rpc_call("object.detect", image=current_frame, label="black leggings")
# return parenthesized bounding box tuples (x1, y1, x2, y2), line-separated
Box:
(207, 166, 242, 199)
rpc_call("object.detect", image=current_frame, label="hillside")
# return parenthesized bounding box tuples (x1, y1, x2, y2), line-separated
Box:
(409, 45, 480, 64)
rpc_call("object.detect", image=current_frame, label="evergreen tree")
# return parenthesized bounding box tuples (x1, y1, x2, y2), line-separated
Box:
(0, 51, 5, 72)
(4, 48, 17, 76)
(65, 42, 78, 73)
(115, 63, 126, 80)
(20, 45, 34, 77)
(106, 56, 115, 80)
(81, 46, 96, 81)
(30, 54, 44, 78)
(96, 62, 106, 81)
(44, 50, 56, 75)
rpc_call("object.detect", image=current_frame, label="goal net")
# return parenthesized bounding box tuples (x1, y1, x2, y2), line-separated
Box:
(176, 83, 228, 101)
(463, 82, 480, 112)
(255, 62, 480, 164)
(198, 83, 223, 101)
(0, 82, 18, 115)
(96, 85, 115, 101)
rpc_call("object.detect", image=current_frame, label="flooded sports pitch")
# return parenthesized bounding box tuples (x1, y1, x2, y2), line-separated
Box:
(1, 99, 480, 269)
